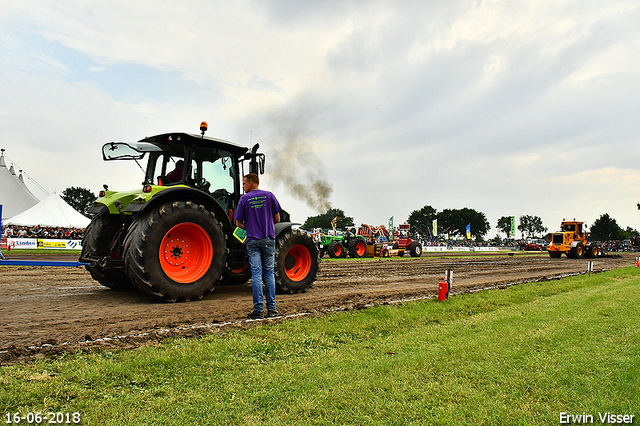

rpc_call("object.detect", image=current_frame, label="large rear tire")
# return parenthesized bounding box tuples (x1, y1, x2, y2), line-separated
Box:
(407, 241, 422, 257)
(123, 201, 227, 302)
(80, 209, 133, 290)
(275, 228, 320, 294)
(348, 237, 367, 258)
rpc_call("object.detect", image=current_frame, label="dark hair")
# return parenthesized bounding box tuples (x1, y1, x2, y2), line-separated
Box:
(244, 173, 259, 185)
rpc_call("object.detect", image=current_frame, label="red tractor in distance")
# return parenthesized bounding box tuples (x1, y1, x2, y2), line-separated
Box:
(391, 223, 423, 257)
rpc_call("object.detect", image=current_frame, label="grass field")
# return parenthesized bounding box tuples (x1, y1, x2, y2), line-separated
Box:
(1, 267, 639, 425)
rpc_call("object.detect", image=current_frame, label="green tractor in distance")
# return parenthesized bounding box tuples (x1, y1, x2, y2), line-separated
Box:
(317, 227, 367, 258)
(79, 122, 320, 302)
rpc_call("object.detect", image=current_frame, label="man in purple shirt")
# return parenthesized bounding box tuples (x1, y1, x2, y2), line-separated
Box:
(235, 173, 282, 319)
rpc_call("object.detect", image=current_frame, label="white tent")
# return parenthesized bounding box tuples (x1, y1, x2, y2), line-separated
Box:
(5, 192, 91, 228)
(0, 150, 39, 220)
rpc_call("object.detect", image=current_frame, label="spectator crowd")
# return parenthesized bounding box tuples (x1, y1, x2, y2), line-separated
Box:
(1, 225, 85, 240)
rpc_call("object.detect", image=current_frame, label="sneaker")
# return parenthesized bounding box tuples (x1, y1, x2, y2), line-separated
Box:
(247, 310, 264, 319)
(266, 310, 280, 318)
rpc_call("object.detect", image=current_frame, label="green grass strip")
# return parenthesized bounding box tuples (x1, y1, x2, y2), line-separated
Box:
(2, 268, 639, 425)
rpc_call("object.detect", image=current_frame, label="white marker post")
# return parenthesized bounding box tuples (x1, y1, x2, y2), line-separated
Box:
(587, 261, 593, 277)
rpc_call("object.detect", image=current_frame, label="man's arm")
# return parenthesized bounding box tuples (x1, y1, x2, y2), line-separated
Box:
(274, 213, 280, 224)
(235, 220, 246, 230)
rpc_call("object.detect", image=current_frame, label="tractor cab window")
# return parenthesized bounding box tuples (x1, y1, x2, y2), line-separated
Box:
(148, 154, 185, 185)
(188, 148, 237, 211)
(563, 224, 576, 232)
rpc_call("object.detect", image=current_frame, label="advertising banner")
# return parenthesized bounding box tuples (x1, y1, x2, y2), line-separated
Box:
(7, 238, 82, 250)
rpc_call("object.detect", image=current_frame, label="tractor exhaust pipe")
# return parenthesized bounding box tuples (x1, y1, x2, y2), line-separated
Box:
(246, 143, 265, 175)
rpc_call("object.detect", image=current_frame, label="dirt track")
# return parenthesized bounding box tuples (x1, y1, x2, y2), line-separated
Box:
(0, 251, 634, 365)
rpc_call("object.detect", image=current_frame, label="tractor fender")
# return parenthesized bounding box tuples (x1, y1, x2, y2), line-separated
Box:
(275, 222, 298, 238)
(569, 241, 582, 249)
(124, 187, 232, 231)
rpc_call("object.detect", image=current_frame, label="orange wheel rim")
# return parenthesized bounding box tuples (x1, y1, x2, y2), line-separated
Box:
(159, 222, 213, 283)
(356, 242, 366, 256)
(284, 244, 312, 282)
(335, 245, 342, 256)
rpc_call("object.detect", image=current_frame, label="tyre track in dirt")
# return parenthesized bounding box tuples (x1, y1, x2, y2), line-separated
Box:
(0, 252, 634, 365)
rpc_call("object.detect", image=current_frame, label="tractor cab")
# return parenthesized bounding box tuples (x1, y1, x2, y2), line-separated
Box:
(101, 132, 254, 218)
(562, 221, 582, 233)
(560, 220, 585, 239)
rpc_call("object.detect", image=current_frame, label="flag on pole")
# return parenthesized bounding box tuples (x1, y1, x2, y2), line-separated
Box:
(510, 216, 516, 237)
(389, 216, 394, 241)
(432, 219, 438, 237)
(466, 223, 471, 239)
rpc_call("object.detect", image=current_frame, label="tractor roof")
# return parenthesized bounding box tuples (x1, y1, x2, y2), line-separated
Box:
(139, 132, 249, 157)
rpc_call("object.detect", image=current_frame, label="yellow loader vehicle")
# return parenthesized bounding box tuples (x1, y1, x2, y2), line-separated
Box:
(547, 219, 601, 259)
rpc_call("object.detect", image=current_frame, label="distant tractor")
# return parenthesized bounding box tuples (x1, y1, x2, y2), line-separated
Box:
(80, 123, 320, 301)
(317, 228, 367, 259)
(355, 223, 422, 257)
(391, 223, 423, 257)
(547, 219, 601, 259)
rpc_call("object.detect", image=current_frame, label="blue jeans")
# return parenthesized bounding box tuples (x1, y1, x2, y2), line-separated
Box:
(246, 238, 276, 312)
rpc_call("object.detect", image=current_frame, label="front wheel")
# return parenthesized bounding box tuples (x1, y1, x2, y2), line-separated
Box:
(327, 240, 344, 258)
(571, 242, 585, 259)
(275, 228, 320, 294)
(585, 244, 599, 258)
(123, 201, 227, 302)
(220, 262, 251, 285)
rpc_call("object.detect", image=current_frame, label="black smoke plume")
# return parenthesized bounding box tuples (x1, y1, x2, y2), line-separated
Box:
(260, 110, 333, 214)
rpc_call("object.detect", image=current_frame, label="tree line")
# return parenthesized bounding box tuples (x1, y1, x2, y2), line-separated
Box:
(302, 206, 639, 242)
(61, 186, 638, 243)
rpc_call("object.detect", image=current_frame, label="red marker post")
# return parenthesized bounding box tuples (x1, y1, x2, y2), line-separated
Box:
(438, 270, 452, 301)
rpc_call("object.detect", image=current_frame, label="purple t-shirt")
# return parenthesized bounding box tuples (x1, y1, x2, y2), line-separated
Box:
(235, 189, 282, 241)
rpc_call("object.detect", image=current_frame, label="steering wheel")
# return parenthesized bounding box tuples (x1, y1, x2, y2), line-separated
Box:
(197, 177, 211, 192)
(213, 188, 230, 198)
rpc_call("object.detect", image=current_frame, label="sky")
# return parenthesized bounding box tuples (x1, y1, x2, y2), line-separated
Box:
(1, 0, 639, 238)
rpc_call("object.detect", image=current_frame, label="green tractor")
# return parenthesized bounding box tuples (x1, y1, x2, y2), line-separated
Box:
(79, 122, 320, 302)
(318, 228, 367, 259)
